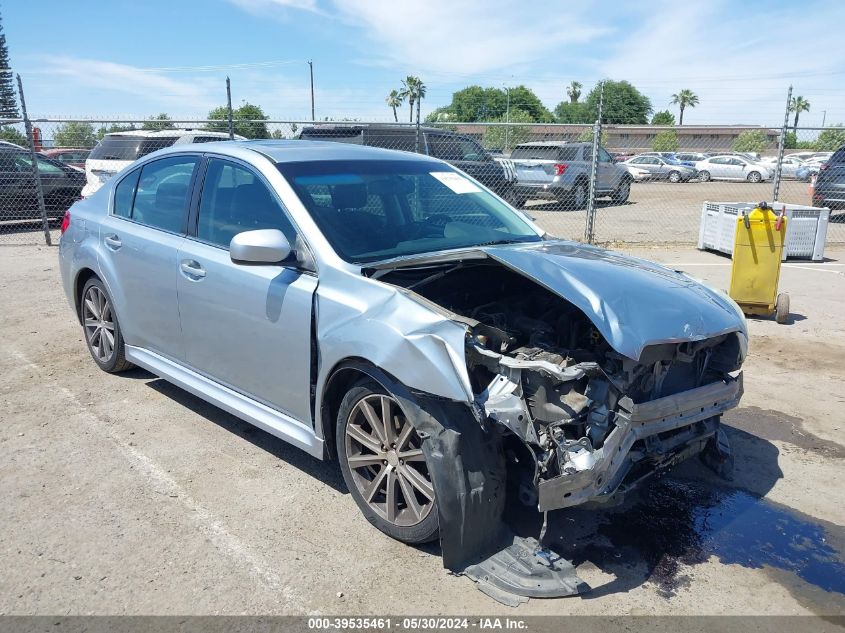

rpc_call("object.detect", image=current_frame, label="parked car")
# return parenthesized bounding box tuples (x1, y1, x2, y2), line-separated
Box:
(298, 124, 517, 203)
(82, 129, 244, 198)
(624, 155, 698, 182)
(509, 142, 632, 208)
(812, 144, 845, 209)
(0, 145, 85, 220)
(694, 156, 772, 182)
(41, 148, 91, 169)
(637, 151, 695, 167)
(59, 140, 746, 595)
(611, 151, 636, 163)
(622, 164, 653, 181)
(760, 155, 806, 179)
(796, 164, 821, 182)
(789, 151, 832, 163)
(674, 152, 710, 163)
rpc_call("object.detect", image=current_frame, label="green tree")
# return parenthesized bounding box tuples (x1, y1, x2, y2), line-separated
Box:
(783, 131, 797, 149)
(481, 109, 535, 150)
(428, 84, 551, 122)
(586, 80, 652, 124)
(577, 127, 609, 146)
(0, 125, 25, 145)
(95, 123, 136, 139)
(789, 96, 810, 134)
(0, 12, 18, 118)
(142, 113, 174, 131)
(652, 130, 679, 151)
(814, 125, 845, 151)
(651, 110, 676, 125)
(53, 121, 97, 147)
(207, 102, 269, 139)
(554, 101, 592, 123)
(670, 89, 699, 125)
(399, 76, 426, 123)
(732, 130, 769, 153)
(566, 81, 582, 104)
(385, 89, 403, 122)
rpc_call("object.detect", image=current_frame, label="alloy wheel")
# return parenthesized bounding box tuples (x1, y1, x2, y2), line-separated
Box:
(82, 285, 115, 363)
(344, 394, 434, 527)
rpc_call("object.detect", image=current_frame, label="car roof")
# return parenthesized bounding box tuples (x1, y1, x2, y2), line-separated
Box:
(514, 141, 588, 147)
(153, 139, 445, 165)
(101, 129, 233, 138)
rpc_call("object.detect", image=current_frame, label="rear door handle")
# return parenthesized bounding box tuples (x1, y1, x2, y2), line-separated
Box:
(180, 259, 206, 280)
(104, 234, 122, 250)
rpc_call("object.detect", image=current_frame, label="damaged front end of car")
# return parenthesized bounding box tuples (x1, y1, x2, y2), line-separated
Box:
(367, 241, 747, 601)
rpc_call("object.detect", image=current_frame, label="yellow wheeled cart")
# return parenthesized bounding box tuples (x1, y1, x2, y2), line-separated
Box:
(729, 202, 790, 324)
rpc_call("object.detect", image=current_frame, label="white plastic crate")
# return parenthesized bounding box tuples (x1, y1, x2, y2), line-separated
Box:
(697, 201, 830, 261)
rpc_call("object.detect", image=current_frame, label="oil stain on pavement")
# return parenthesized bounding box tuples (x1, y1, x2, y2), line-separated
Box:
(558, 477, 845, 608)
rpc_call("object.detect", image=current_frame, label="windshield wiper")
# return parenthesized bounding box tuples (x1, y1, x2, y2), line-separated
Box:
(474, 238, 536, 247)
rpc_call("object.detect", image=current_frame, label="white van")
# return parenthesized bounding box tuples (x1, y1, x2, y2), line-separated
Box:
(82, 129, 245, 197)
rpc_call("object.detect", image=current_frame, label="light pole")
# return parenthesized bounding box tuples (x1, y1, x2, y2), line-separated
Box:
(307, 60, 315, 121)
(822, 110, 827, 128)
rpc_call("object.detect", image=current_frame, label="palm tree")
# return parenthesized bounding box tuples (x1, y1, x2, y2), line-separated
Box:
(414, 78, 427, 124)
(671, 89, 699, 125)
(789, 96, 811, 134)
(400, 76, 426, 123)
(385, 89, 403, 122)
(566, 81, 582, 104)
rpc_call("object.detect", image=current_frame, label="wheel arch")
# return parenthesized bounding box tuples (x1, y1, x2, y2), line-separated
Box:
(73, 268, 100, 323)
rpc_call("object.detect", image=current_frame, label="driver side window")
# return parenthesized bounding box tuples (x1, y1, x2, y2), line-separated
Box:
(196, 158, 297, 249)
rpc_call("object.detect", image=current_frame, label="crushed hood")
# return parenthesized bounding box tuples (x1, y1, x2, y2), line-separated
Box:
(481, 241, 746, 361)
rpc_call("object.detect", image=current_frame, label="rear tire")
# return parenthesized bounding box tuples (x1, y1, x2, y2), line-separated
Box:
(699, 170, 711, 182)
(80, 278, 133, 373)
(336, 379, 439, 544)
(566, 181, 588, 210)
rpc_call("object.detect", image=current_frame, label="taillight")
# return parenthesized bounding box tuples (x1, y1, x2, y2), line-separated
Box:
(60, 210, 71, 235)
(554, 163, 568, 176)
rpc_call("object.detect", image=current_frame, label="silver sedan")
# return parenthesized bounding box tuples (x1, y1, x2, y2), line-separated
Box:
(59, 141, 747, 600)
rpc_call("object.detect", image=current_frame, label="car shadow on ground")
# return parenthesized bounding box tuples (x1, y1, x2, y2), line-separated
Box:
(144, 377, 347, 494)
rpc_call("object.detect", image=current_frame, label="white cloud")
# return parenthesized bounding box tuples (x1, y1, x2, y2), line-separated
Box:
(226, 0, 319, 14)
(330, 0, 607, 76)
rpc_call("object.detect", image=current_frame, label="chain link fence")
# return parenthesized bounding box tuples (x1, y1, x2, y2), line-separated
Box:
(2, 114, 843, 248)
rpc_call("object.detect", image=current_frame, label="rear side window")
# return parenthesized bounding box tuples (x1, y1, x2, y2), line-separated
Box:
(365, 130, 416, 152)
(511, 146, 578, 161)
(129, 156, 198, 233)
(196, 158, 297, 249)
(114, 168, 140, 218)
(427, 135, 486, 162)
(90, 136, 179, 161)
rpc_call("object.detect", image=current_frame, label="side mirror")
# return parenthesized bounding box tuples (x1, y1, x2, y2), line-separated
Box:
(230, 229, 291, 264)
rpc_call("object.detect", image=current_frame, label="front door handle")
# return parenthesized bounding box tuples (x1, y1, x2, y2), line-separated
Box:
(180, 259, 206, 280)
(104, 234, 122, 250)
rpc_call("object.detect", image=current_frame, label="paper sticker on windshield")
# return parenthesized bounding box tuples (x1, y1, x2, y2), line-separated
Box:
(430, 171, 481, 194)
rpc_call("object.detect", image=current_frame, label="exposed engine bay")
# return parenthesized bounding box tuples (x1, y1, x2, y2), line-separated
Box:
(379, 260, 744, 511)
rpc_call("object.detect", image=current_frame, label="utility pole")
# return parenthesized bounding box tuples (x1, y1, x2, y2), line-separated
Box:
(504, 86, 511, 153)
(585, 80, 604, 245)
(772, 84, 792, 203)
(822, 110, 827, 128)
(226, 76, 234, 140)
(308, 60, 315, 121)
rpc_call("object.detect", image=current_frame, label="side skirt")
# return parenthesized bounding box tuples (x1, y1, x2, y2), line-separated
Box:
(125, 346, 325, 459)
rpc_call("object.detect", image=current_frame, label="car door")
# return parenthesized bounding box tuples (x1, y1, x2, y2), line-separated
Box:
(98, 154, 200, 360)
(707, 157, 729, 179)
(176, 156, 317, 424)
(0, 151, 36, 216)
(725, 158, 746, 180)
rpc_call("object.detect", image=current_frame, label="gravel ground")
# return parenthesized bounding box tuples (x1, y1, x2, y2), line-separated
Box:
(0, 243, 844, 616)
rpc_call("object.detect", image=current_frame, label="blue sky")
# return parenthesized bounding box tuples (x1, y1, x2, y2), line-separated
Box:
(5, 0, 845, 126)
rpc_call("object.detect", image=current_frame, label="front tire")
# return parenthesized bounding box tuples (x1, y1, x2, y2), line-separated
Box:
(336, 380, 439, 544)
(80, 278, 133, 373)
(747, 171, 762, 183)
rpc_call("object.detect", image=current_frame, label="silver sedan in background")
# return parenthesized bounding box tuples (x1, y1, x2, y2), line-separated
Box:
(623, 155, 699, 182)
(58, 140, 746, 600)
(694, 155, 772, 182)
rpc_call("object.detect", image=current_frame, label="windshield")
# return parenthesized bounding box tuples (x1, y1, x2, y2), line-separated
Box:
(278, 159, 541, 264)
